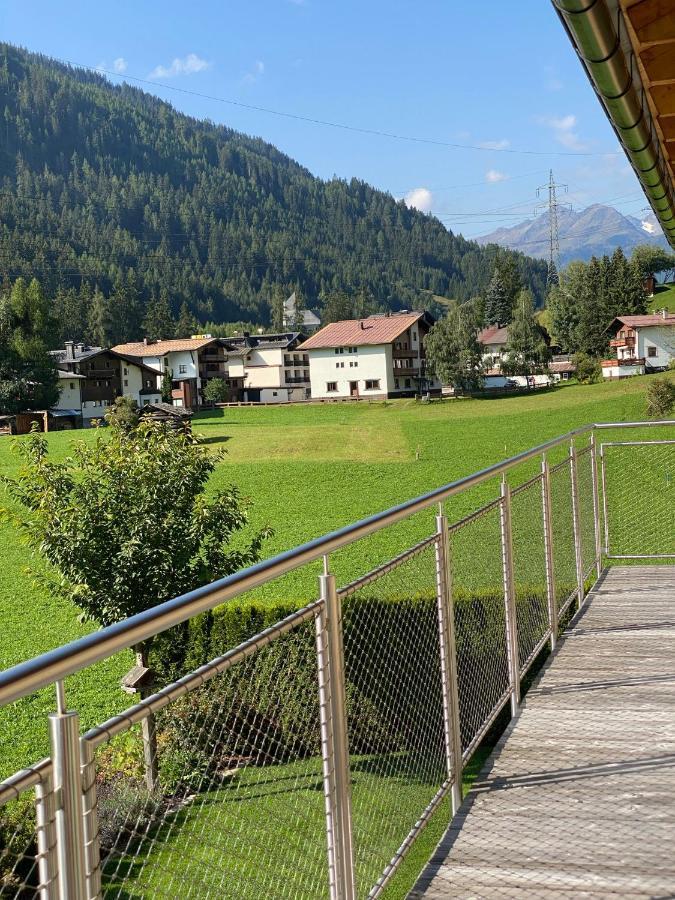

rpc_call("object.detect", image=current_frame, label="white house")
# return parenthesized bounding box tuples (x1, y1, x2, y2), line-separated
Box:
(603, 311, 675, 378)
(298, 312, 439, 401)
(224, 332, 309, 403)
(54, 370, 86, 414)
(112, 337, 224, 407)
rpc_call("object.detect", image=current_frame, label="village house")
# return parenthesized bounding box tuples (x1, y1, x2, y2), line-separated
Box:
(298, 311, 439, 401)
(51, 343, 162, 424)
(111, 337, 230, 407)
(603, 311, 675, 378)
(224, 332, 309, 403)
(282, 291, 321, 334)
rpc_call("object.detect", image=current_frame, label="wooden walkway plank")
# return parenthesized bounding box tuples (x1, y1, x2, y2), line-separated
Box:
(410, 567, 675, 899)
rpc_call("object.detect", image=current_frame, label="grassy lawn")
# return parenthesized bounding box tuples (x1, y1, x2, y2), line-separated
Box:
(0, 373, 673, 783)
(648, 282, 675, 313)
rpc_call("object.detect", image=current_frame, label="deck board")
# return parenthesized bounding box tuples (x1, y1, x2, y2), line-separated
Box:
(410, 566, 675, 899)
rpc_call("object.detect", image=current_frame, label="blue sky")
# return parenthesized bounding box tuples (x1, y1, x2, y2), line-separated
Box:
(2, 0, 649, 240)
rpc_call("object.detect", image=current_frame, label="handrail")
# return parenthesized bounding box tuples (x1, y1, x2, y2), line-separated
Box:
(0, 419, 673, 707)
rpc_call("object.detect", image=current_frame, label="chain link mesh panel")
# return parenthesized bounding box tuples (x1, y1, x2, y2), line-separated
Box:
(96, 614, 329, 900)
(576, 445, 598, 579)
(602, 442, 675, 558)
(510, 477, 550, 675)
(339, 540, 447, 899)
(450, 501, 509, 756)
(549, 460, 578, 615)
(0, 785, 43, 899)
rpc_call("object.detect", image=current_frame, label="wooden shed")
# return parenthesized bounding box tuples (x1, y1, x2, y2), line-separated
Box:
(138, 402, 193, 434)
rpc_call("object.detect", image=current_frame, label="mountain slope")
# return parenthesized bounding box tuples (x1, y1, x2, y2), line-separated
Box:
(476, 203, 669, 265)
(0, 43, 547, 326)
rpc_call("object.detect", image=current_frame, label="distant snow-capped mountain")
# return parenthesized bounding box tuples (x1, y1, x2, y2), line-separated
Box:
(475, 203, 669, 264)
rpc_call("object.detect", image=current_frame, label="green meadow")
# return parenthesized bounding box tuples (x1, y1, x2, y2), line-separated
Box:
(0, 373, 673, 780)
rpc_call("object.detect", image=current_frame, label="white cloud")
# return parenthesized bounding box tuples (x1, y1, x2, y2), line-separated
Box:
(404, 187, 433, 213)
(149, 53, 211, 79)
(478, 138, 510, 150)
(485, 169, 508, 183)
(113, 57, 127, 74)
(242, 60, 265, 84)
(539, 114, 587, 151)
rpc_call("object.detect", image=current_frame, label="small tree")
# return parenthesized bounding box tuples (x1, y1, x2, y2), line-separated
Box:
(105, 396, 139, 431)
(203, 378, 228, 405)
(572, 352, 602, 385)
(176, 302, 198, 338)
(501, 290, 550, 377)
(424, 301, 484, 393)
(3, 420, 271, 789)
(484, 270, 512, 327)
(645, 377, 675, 418)
(161, 367, 173, 403)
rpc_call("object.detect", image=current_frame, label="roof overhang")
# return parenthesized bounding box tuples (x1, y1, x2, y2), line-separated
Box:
(554, 0, 675, 249)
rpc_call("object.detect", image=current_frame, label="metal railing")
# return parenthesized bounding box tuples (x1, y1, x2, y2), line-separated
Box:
(1, 420, 673, 899)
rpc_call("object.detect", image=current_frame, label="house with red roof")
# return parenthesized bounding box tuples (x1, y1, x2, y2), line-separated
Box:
(603, 311, 675, 378)
(298, 311, 439, 400)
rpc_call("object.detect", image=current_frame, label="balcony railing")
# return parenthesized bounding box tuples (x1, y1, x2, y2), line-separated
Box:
(1, 420, 673, 899)
(284, 376, 310, 384)
(601, 357, 645, 367)
(609, 337, 635, 348)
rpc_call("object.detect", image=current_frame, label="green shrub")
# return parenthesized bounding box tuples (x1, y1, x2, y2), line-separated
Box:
(646, 377, 675, 418)
(572, 352, 602, 384)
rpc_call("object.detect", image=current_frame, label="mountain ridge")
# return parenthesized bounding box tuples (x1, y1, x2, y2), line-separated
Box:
(476, 203, 669, 265)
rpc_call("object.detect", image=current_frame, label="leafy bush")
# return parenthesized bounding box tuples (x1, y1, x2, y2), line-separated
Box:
(646, 377, 675, 418)
(572, 352, 602, 385)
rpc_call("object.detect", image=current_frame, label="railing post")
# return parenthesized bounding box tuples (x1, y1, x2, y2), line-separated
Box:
(569, 441, 585, 606)
(80, 740, 102, 900)
(316, 601, 340, 900)
(589, 432, 603, 580)
(599, 440, 610, 557)
(35, 772, 59, 900)
(541, 454, 558, 651)
(499, 478, 520, 716)
(317, 556, 355, 900)
(435, 505, 463, 815)
(49, 684, 88, 900)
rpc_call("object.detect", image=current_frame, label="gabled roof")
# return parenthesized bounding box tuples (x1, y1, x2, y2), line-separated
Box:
(608, 314, 675, 330)
(112, 338, 219, 357)
(478, 325, 509, 346)
(57, 370, 86, 379)
(297, 312, 425, 351)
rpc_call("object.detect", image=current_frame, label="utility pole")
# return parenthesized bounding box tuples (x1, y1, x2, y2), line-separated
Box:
(535, 170, 570, 290)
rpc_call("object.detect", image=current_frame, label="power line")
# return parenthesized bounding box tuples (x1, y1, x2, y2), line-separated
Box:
(56, 56, 620, 159)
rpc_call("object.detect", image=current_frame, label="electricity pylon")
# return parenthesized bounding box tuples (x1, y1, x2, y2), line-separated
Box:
(535, 170, 570, 290)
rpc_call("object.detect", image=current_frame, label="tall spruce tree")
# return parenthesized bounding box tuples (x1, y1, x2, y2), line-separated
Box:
(176, 302, 199, 338)
(143, 292, 176, 341)
(424, 300, 484, 392)
(484, 271, 512, 327)
(0, 278, 59, 413)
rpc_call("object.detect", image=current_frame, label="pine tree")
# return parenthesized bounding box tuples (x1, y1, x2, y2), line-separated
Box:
(424, 300, 484, 392)
(270, 285, 286, 331)
(502, 290, 550, 376)
(176, 302, 198, 338)
(484, 271, 512, 327)
(86, 287, 114, 347)
(143, 292, 176, 341)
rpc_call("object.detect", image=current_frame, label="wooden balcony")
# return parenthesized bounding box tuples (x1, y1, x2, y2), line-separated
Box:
(609, 336, 635, 348)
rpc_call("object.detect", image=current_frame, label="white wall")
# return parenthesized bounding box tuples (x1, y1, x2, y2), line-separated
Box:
(308, 345, 391, 399)
(635, 325, 675, 369)
(55, 377, 82, 411)
(602, 362, 645, 379)
(243, 347, 284, 389)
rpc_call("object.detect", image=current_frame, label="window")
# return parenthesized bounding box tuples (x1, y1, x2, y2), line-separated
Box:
(349, 361, 358, 367)
(272, 391, 278, 396)
(405, 378, 411, 388)
(70, 382, 75, 390)
(365, 379, 380, 390)
(395, 378, 399, 389)
(647, 346, 657, 358)
(123, 367, 128, 375)
(124, 379, 128, 387)
(335, 348, 339, 355)
(143, 399, 151, 406)
(326, 381, 337, 392)
(336, 361, 344, 368)
(179, 364, 188, 374)
(412, 331, 417, 341)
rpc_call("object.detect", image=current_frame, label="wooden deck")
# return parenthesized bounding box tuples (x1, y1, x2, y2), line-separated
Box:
(411, 566, 675, 899)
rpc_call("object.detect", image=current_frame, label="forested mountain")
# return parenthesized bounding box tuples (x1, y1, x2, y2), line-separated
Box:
(0, 43, 547, 335)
